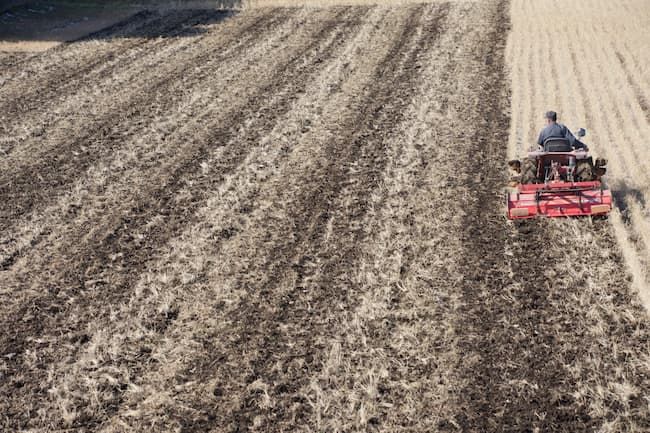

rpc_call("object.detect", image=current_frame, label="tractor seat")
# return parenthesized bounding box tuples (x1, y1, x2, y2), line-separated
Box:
(543, 137, 572, 152)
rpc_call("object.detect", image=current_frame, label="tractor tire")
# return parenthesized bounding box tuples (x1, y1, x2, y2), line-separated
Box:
(576, 158, 594, 182)
(520, 158, 538, 184)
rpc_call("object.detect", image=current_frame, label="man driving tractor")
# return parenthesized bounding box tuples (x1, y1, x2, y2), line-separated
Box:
(537, 110, 587, 150)
(506, 111, 611, 219)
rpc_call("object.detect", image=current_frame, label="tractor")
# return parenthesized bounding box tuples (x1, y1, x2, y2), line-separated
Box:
(506, 129, 612, 219)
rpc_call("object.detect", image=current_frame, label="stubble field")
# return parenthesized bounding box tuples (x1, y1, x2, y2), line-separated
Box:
(1, 1, 649, 432)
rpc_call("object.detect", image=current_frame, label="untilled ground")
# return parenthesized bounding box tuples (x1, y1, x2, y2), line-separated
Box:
(1, 1, 649, 432)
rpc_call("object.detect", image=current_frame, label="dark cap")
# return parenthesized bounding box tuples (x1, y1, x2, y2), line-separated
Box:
(545, 111, 557, 122)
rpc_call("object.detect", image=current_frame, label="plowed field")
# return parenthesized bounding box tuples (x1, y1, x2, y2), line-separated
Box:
(1, 1, 649, 432)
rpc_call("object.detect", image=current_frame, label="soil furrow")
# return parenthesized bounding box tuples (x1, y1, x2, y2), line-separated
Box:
(0, 8, 295, 274)
(54, 6, 403, 430)
(457, 222, 591, 431)
(0, 8, 361, 431)
(0, 9, 236, 137)
(315, 5, 482, 430)
(0, 7, 323, 293)
(38, 7, 387, 430)
(0, 10, 285, 234)
(0, 5, 319, 340)
(0, 51, 39, 74)
(0, 11, 155, 81)
(457, 220, 650, 432)
(452, 3, 581, 429)
(3, 0, 650, 430)
(0, 10, 210, 110)
(63, 5, 354, 328)
(191, 5, 450, 431)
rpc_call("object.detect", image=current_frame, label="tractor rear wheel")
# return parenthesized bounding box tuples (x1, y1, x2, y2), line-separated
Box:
(576, 158, 594, 182)
(520, 158, 538, 184)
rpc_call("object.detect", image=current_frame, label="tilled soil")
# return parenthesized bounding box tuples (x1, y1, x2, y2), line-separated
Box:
(1, 1, 649, 432)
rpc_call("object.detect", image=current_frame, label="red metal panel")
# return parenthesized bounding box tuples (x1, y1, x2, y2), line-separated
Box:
(507, 181, 612, 219)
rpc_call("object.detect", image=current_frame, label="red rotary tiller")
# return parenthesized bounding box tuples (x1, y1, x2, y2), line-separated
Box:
(507, 133, 612, 219)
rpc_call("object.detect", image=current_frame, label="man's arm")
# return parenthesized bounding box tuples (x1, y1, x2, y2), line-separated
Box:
(562, 125, 577, 147)
(537, 129, 545, 146)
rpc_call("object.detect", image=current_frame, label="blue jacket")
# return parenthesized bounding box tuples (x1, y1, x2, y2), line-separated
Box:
(537, 122, 576, 146)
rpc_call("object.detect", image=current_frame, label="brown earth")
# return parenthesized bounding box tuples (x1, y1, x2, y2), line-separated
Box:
(0, 1, 648, 432)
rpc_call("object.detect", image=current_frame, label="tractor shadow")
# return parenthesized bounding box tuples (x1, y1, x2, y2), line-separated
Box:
(610, 179, 647, 225)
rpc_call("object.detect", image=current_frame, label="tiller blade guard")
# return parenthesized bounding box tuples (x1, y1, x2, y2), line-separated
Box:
(507, 181, 612, 219)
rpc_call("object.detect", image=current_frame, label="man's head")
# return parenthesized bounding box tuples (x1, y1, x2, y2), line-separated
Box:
(545, 110, 558, 124)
